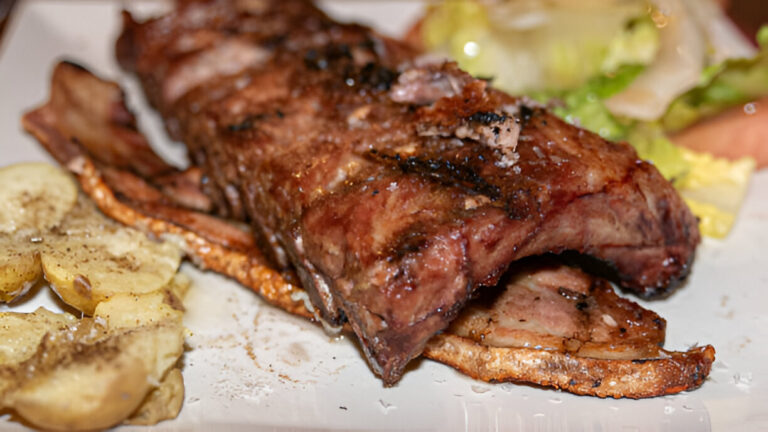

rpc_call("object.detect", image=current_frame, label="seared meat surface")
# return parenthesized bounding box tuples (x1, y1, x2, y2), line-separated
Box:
(115, 0, 699, 384)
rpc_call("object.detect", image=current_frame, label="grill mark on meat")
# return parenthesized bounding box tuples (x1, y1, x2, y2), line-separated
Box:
(115, 0, 700, 385)
(303, 44, 352, 70)
(467, 111, 507, 125)
(368, 148, 502, 201)
(351, 62, 398, 91)
(517, 104, 536, 130)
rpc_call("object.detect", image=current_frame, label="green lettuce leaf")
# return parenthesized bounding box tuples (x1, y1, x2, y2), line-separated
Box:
(421, 0, 655, 94)
(542, 64, 644, 141)
(663, 30, 768, 132)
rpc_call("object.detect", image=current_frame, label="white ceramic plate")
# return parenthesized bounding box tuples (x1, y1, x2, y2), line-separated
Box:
(1, 1, 766, 430)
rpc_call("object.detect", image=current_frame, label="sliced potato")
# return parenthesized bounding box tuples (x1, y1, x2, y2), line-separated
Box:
(165, 272, 191, 303)
(125, 368, 185, 426)
(10, 344, 153, 431)
(0, 292, 185, 431)
(0, 162, 77, 234)
(93, 291, 186, 387)
(0, 308, 76, 373)
(0, 235, 42, 302)
(41, 201, 182, 315)
(0, 162, 188, 429)
(95, 290, 184, 332)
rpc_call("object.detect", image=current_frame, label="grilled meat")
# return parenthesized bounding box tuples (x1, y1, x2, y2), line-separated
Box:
(111, 0, 700, 384)
(23, 61, 712, 397)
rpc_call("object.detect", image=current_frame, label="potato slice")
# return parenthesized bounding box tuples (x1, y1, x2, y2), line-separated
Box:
(41, 200, 182, 315)
(0, 293, 185, 431)
(165, 272, 191, 303)
(9, 343, 154, 431)
(0, 162, 77, 234)
(95, 290, 184, 332)
(0, 235, 42, 302)
(125, 368, 185, 426)
(0, 308, 76, 372)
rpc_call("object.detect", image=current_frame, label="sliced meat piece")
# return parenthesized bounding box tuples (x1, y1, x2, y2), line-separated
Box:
(450, 262, 667, 360)
(44, 61, 174, 178)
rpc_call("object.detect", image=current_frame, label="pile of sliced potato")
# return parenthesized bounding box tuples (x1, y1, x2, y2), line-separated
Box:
(0, 162, 187, 430)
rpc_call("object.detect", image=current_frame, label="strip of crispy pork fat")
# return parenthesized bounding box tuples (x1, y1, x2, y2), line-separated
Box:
(22, 60, 713, 398)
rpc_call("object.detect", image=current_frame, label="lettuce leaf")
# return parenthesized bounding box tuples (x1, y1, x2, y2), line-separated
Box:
(540, 64, 643, 141)
(421, 0, 655, 94)
(626, 122, 690, 182)
(678, 149, 756, 238)
(663, 29, 768, 132)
